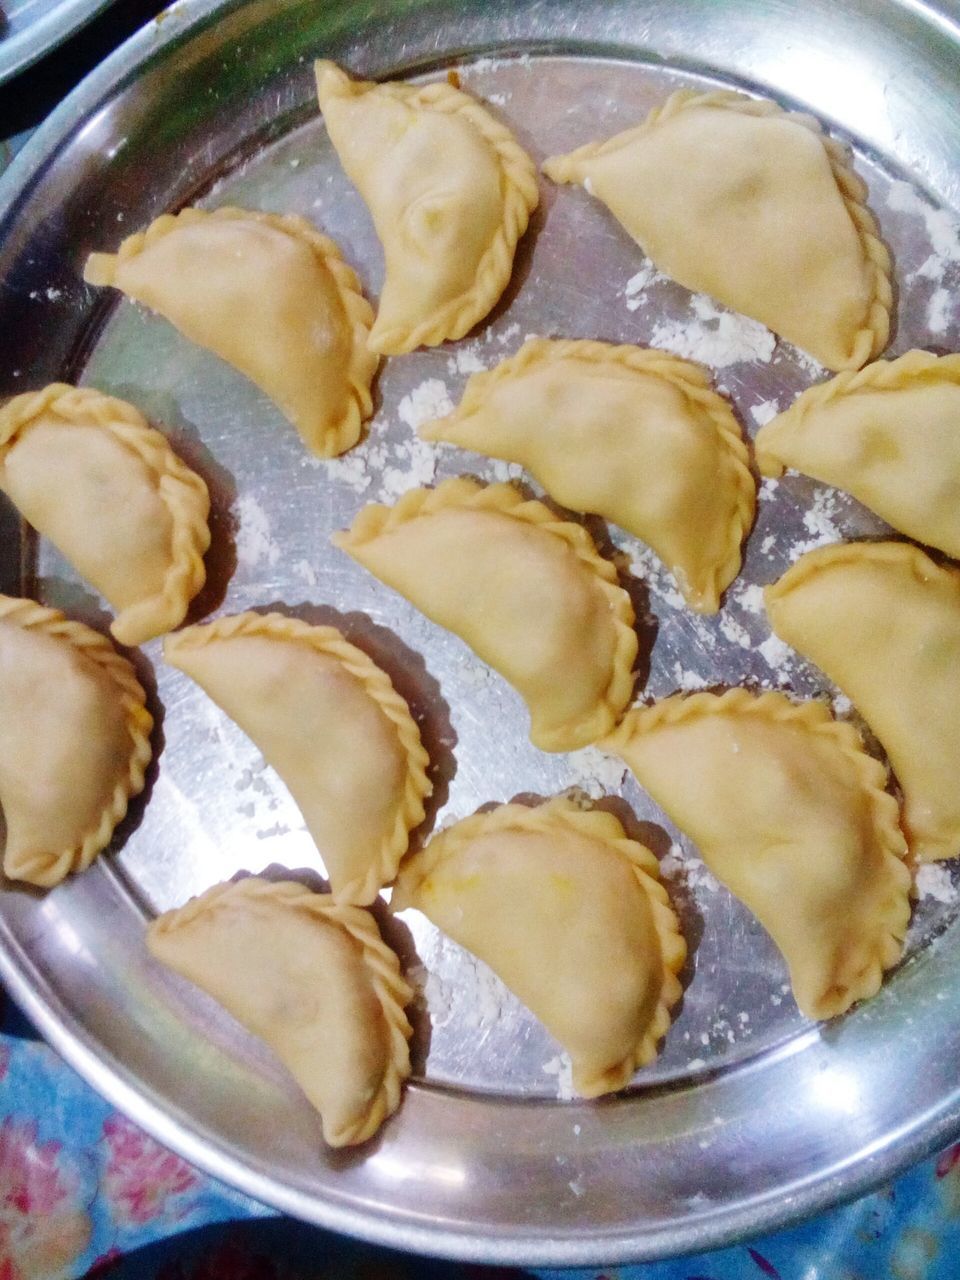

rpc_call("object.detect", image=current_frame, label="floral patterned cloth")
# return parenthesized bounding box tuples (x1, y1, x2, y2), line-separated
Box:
(2, 990, 960, 1280)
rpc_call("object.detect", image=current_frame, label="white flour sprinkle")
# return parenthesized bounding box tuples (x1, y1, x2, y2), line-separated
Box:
(757, 633, 794, 673)
(378, 436, 437, 501)
(487, 92, 509, 106)
(732, 583, 765, 616)
(671, 664, 710, 692)
(623, 264, 661, 310)
(409, 942, 510, 1031)
(323, 450, 373, 493)
(887, 181, 960, 270)
(292, 558, 317, 587)
(446, 348, 489, 376)
(627, 542, 687, 610)
(661, 841, 721, 895)
(750, 399, 780, 426)
(928, 286, 951, 334)
(832, 692, 853, 716)
(235, 494, 281, 568)
(542, 1053, 576, 1101)
(648, 294, 776, 367)
(397, 379, 454, 431)
(560, 746, 627, 799)
(760, 534, 777, 556)
(719, 614, 751, 648)
(484, 458, 525, 482)
(759, 477, 780, 501)
(45, 286, 63, 302)
(915, 863, 957, 905)
(789, 487, 844, 559)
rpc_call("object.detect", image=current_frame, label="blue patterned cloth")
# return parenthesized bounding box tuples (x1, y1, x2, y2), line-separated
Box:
(2, 991, 958, 1280)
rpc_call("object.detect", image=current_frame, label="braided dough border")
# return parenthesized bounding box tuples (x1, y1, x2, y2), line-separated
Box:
(423, 338, 756, 612)
(332, 476, 638, 751)
(165, 612, 431, 905)
(604, 687, 910, 1019)
(315, 61, 539, 355)
(392, 796, 685, 1097)
(147, 876, 413, 1147)
(543, 88, 892, 371)
(0, 384, 210, 646)
(84, 206, 377, 458)
(757, 349, 960, 477)
(0, 594, 153, 887)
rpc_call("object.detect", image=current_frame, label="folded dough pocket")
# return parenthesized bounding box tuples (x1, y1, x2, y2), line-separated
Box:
(332, 478, 638, 752)
(0, 595, 152, 888)
(147, 877, 413, 1147)
(84, 207, 377, 458)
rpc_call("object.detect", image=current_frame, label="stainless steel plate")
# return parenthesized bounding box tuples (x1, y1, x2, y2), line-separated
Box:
(3, 0, 960, 1266)
(0, 0, 113, 84)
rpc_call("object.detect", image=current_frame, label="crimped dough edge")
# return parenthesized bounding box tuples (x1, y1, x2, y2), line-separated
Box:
(603, 687, 910, 1019)
(0, 383, 211, 646)
(391, 795, 686, 1096)
(83, 206, 377, 458)
(332, 476, 638, 750)
(756, 349, 960, 477)
(164, 611, 432, 904)
(543, 88, 892, 371)
(0, 594, 153, 888)
(315, 61, 539, 355)
(147, 876, 413, 1146)
(423, 338, 756, 612)
(766, 540, 960, 861)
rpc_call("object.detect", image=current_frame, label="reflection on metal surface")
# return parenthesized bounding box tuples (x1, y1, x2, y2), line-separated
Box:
(1, 0, 960, 1266)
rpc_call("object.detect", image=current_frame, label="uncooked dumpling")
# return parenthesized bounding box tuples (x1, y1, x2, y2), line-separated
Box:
(84, 207, 377, 457)
(147, 877, 412, 1147)
(766, 541, 960, 861)
(332, 478, 637, 751)
(0, 595, 152, 887)
(164, 613, 431, 904)
(603, 689, 910, 1019)
(422, 338, 755, 612)
(544, 90, 891, 371)
(0, 384, 210, 646)
(757, 350, 960, 557)
(315, 61, 539, 354)
(392, 797, 685, 1096)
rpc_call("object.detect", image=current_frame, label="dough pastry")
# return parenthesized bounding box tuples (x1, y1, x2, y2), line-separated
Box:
(0, 595, 152, 888)
(0, 384, 210, 646)
(757, 350, 960, 557)
(421, 338, 755, 612)
(147, 877, 412, 1147)
(164, 613, 431, 904)
(84, 207, 377, 457)
(332, 478, 637, 751)
(315, 61, 539, 354)
(543, 90, 891, 371)
(392, 797, 685, 1096)
(766, 541, 960, 861)
(603, 689, 910, 1019)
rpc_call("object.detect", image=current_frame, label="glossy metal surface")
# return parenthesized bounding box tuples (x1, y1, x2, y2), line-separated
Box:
(2, 0, 960, 1265)
(0, 0, 113, 84)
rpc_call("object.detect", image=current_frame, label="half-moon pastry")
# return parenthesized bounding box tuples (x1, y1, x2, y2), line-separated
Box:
(148, 877, 412, 1146)
(316, 61, 539, 354)
(603, 689, 910, 1018)
(333, 478, 638, 751)
(544, 90, 891, 371)
(392, 797, 685, 1096)
(421, 338, 755, 611)
(165, 613, 431, 904)
(0, 595, 152, 887)
(757, 350, 960, 557)
(0, 384, 210, 646)
(84, 207, 377, 457)
(766, 541, 960, 861)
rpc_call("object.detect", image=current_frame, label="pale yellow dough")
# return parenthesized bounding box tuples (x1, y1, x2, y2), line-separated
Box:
(0, 595, 152, 888)
(147, 877, 412, 1147)
(543, 90, 891, 371)
(83, 207, 377, 457)
(0, 385, 210, 646)
(164, 614, 431, 904)
(315, 61, 539, 354)
(603, 690, 909, 1019)
(766, 542, 960, 862)
(392, 798, 685, 1096)
(332, 479, 637, 751)
(757, 350, 960, 557)
(422, 339, 755, 612)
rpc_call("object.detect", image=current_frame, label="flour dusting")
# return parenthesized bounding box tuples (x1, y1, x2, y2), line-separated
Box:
(789, 487, 845, 560)
(718, 614, 751, 649)
(649, 294, 776, 367)
(323, 450, 373, 493)
(661, 841, 721, 895)
(750, 399, 780, 426)
(732, 582, 765, 616)
(542, 1053, 576, 1101)
(757, 633, 794, 674)
(292, 558, 318, 587)
(560, 746, 627, 799)
(235, 495, 281, 568)
(378, 436, 437, 501)
(915, 863, 957, 905)
(928, 286, 951, 334)
(671, 664, 710, 692)
(397, 379, 455, 431)
(623, 264, 662, 310)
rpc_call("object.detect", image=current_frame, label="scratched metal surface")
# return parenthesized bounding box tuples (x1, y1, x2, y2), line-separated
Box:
(2, 0, 960, 1265)
(0, 0, 113, 82)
